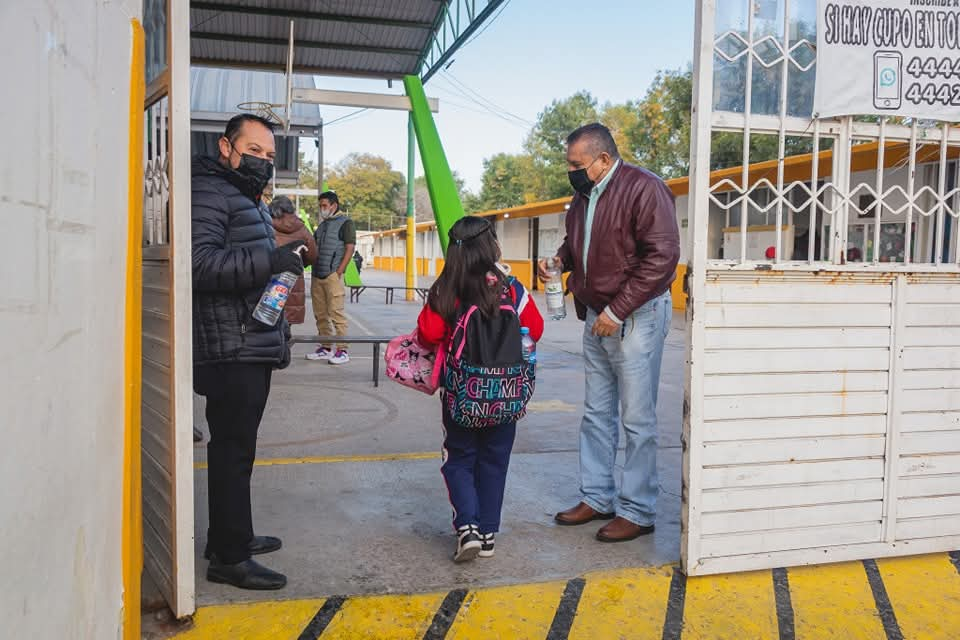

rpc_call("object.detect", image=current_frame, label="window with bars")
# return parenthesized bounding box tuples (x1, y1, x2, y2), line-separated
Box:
(703, 0, 960, 269)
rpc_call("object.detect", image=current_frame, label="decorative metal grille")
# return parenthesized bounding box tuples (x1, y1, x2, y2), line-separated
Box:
(706, 0, 960, 268)
(144, 97, 170, 247)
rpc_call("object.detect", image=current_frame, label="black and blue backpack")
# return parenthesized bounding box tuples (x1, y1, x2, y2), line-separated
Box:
(442, 278, 536, 428)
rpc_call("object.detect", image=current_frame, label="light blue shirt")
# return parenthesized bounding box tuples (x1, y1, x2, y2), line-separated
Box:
(582, 159, 621, 274)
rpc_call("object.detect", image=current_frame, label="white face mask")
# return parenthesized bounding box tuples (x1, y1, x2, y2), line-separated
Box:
(319, 207, 332, 219)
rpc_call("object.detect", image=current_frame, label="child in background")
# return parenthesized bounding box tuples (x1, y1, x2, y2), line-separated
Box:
(417, 217, 544, 562)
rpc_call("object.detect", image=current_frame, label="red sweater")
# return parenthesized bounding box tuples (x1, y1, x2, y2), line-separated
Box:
(417, 278, 544, 348)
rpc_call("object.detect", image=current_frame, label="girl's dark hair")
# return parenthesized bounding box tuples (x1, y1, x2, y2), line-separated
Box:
(428, 216, 504, 325)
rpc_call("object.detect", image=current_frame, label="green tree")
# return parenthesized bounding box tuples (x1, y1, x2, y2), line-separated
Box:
(599, 101, 641, 165)
(326, 153, 406, 231)
(413, 173, 469, 222)
(472, 153, 539, 211)
(624, 69, 693, 179)
(523, 91, 600, 199)
(461, 190, 484, 214)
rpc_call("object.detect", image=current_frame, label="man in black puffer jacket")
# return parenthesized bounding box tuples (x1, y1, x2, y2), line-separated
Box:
(192, 113, 304, 591)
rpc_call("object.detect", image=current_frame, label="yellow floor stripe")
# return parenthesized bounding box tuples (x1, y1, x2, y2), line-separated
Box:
(446, 581, 567, 640)
(683, 570, 778, 640)
(568, 567, 674, 640)
(172, 598, 326, 639)
(876, 553, 960, 640)
(167, 554, 960, 639)
(194, 451, 440, 470)
(320, 592, 446, 639)
(789, 561, 886, 640)
(570, 567, 673, 640)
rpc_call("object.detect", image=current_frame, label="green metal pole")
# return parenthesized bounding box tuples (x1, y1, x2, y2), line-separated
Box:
(403, 74, 464, 255)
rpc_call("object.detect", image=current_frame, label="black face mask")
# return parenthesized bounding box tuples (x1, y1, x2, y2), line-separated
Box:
(567, 157, 600, 196)
(226, 149, 274, 200)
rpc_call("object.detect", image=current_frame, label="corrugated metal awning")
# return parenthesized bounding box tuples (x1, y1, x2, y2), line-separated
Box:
(190, 67, 321, 125)
(190, 0, 444, 79)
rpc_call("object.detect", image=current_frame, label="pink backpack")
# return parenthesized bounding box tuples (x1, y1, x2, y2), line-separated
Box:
(384, 330, 443, 395)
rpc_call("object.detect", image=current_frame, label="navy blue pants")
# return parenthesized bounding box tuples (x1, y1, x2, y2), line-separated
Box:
(441, 419, 517, 533)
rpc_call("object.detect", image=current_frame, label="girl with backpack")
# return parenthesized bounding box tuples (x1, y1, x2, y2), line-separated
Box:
(416, 217, 544, 563)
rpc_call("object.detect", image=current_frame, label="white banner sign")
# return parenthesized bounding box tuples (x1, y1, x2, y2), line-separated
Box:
(815, 0, 960, 120)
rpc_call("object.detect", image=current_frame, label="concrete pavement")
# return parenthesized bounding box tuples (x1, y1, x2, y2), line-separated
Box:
(147, 270, 960, 639)
(190, 269, 686, 605)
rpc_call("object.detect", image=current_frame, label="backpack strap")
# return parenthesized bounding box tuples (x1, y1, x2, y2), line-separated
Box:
(449, 304, 479, 362)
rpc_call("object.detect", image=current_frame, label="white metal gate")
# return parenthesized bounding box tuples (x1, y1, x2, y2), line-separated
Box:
(141, 0, 194, 615)
(683, 0, 960, 575)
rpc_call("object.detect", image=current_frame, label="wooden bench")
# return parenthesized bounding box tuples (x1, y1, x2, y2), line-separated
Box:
(349, 285, 429, 304)
(293, 335, 394, 387)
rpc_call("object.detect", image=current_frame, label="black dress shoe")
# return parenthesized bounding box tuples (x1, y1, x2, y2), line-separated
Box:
(204, 535, 282, 560)
(206, 558, 287, 590)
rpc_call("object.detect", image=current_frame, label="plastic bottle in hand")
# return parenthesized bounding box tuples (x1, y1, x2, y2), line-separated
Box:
(544, 263, 567, 320)
(253, 246, 306, 326)
(520, 327, 536, 365)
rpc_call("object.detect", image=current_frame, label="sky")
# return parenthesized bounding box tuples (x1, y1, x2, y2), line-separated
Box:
(303, 0, 696, 194)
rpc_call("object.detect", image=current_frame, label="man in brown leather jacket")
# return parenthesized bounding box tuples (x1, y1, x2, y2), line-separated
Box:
(540, 123, 679, 542)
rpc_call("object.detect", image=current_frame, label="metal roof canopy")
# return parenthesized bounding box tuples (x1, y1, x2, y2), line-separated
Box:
(189, 67, 322, 134)
(189, 0, 506, 82)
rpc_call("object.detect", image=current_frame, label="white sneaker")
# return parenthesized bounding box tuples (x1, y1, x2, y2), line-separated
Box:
(478, 532, 495, 558)
(454, 525, 482, 563)
(328, 350, 350, 365)
(305, 347, 332, 361)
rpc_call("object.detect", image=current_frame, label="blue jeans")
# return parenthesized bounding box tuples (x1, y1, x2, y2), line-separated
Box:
(579, 292, 671, 527)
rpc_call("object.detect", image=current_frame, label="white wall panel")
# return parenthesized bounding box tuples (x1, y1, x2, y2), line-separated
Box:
(0, 1, 140, 635)
(684, 0, 960, 576)
(896, 281, 960, 545)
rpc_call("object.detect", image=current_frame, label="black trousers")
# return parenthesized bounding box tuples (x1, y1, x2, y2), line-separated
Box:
(195, 362, 273, 564)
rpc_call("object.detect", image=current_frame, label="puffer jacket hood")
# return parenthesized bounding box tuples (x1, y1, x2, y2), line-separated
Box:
(272, 212, 306, 235)
(194, 153, 228, 176)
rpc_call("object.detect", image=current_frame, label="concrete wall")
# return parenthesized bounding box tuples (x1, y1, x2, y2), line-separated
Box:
(498, 218, 531, 260)
(0, 1, 137, 636)
(537, 212, 565, 259)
